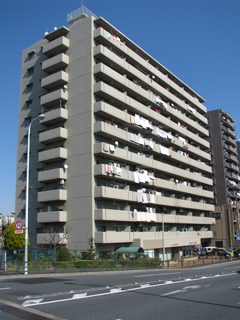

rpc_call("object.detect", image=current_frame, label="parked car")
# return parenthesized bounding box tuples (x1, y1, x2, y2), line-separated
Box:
(211, 248, 231, 259)
(226, 248, 240, 258)
(204, 246, 216, 254)
(192, 247, 207, 256)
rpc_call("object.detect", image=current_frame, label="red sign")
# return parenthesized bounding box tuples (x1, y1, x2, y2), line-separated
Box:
(15, 221, 23, 230)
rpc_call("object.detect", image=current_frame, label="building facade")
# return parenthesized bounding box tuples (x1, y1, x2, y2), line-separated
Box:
(206, 109, 240, 248)
(15, 6, 215, 258)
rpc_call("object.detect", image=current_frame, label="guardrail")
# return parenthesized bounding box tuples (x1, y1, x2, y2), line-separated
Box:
(2, 257, 239, 275)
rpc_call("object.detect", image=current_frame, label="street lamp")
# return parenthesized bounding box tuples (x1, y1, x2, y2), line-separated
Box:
(162, 211, 165, 269)
(24, 114, 45, 275)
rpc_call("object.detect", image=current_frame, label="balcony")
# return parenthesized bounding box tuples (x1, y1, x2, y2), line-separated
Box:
(37, 233, 67, 245)
(95, 164, 214, 199)
(95, 230, 213, 248)
(41, 71, 69, 90)
(38, 189, 67, 202)
(42, 53, 69, 73)
(37, 211, 67, 223)
(38, 147, 67, 163)
(38, 168, 67, 182)
(44, 26, 69, 41)
(40, 108, 68, 125)
(40, 89, 68, 107)
(94, 82, 209, 149)
(93, 29, 206, 114)
(43, 36, 69, 56)
(94, 186, 214, 212)
(94, 209, 215, 225)
(39, 127, 68, 144)
(94, 143, 213, 186)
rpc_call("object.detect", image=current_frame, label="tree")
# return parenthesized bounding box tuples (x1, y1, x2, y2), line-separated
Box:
(86, 237, 98, 260)
(4, 223, 29, 249)
(58, 247, 71, 261)
(38, 225, 70, 261)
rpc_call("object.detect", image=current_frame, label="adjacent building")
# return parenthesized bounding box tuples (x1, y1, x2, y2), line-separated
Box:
(206, 109, 240, 248)
(15, 6, 215, 259)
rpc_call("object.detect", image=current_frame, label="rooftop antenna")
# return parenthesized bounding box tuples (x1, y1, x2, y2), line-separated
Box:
(81, 0, 83, 6)
(54, 22, 57, 30)
(44, 27, 48, 35)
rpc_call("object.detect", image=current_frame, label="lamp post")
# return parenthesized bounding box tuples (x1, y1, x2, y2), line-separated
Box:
(162, 211, 165, 269)
(24, 114, 45, 275)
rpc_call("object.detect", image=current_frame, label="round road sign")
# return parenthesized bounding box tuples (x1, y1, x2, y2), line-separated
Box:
(15, 221, 23, 230)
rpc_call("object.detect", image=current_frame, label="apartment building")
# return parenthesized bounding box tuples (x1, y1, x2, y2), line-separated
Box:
(206, 109, 240, 248)
(237, 140, 240, 164)
(15, 6, 215, 259)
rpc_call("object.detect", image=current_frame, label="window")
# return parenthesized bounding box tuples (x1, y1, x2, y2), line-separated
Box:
(28, 51, 35, 60)
(25, 117, 31, 125)
(26, 100, 32, 108)
(27, 83, 33, 92)
(28, 67, 34, 76)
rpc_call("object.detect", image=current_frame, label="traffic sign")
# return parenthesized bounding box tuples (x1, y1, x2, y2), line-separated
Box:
(237, 233, 240, 240)
(15, 230, 23, 234)
(15, 221, 23, 230)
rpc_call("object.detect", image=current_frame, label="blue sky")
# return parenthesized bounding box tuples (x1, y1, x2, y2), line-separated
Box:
(0, 0, 239, 216)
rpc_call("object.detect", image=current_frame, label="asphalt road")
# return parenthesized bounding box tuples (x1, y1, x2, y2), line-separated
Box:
(0, 260, 240, 320)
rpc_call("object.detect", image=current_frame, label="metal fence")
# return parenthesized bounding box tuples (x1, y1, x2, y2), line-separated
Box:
(1, 253, 239, 274)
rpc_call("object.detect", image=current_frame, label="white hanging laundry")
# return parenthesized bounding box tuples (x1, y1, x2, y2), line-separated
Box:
(138, 135, 144, 145)
(160, 145, 169, 156)
(135, 114, 140, 126)
(116, 167, 122, 176)
(134, 171, 139, 183)
(144, 170, 150, 183)
(150, 194, 155, 203)
(109, 144, 115, 152)
(151, 212, 156, 222)
(142, 193, 148, 203)
(137, 190, 142, 202)
(137, 211, 142, 221)
(130, 133, 135, 141)
(139, 172, 145, 183)
(149, 141, 154, 149)
(146, 212, 151, 222)
(155, 96, 161, 104)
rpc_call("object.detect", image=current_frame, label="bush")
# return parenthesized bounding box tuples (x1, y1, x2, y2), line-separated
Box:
(17, 252, 32, 262)
(58, 247, 71, 261)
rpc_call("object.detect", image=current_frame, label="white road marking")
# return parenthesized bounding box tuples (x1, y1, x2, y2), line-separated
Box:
(110, 288, 122, 293)
(0, 287, 11, 291)
(72, 293, 87, 298)
(161, 289, 186, 296)
(22, 273, 236, 307)
(183, 286, 201, 290)
(134, 272, 181, 277)
(22, 299, 43, 306)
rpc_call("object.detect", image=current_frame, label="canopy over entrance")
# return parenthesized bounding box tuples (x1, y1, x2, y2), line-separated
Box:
(115, 247, 144, 253)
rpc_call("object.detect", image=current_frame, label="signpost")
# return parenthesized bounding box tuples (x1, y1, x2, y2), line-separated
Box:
(15, 221, 23, 234)
(237, 233, 240, 244)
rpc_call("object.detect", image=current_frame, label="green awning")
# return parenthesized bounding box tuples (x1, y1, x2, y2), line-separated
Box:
(115, 247, 144, 253)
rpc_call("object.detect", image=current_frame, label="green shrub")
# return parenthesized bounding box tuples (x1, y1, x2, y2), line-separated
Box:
(17, 252, 32, 262)
(58, 247, 71, 261)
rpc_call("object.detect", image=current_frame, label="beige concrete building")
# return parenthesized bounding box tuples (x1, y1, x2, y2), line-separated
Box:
(15, 6, 215, 259)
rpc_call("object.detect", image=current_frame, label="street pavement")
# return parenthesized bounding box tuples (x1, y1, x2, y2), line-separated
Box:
(0, 260, 240, 319)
